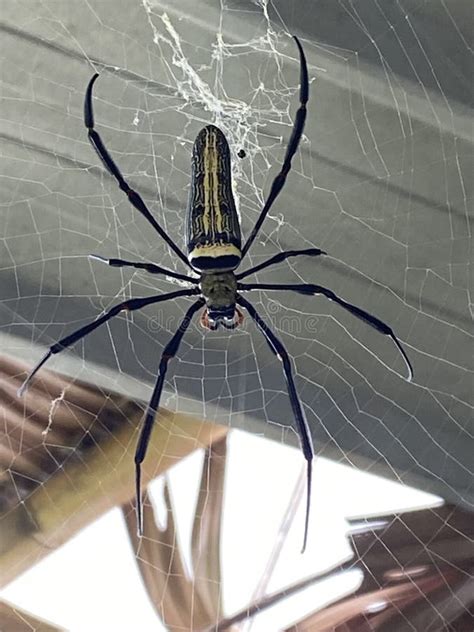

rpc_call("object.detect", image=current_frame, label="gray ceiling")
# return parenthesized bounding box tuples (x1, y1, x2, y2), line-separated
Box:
(0, 1, 472, 508)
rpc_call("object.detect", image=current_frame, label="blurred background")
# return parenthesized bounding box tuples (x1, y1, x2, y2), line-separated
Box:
(0, 1, 472, 630)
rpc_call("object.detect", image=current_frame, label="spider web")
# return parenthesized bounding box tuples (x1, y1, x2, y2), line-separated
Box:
(0, 0, 472, 629)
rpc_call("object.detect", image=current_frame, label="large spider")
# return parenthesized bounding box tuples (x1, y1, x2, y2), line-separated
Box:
(19, 37, 413, 552)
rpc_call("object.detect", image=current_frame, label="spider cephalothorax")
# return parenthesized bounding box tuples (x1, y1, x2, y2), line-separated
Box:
(199, 272, 243, 329)
(19, 37, 414, 553)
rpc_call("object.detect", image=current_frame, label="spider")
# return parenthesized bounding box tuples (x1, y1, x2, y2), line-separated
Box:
(19, 37, 413, 552)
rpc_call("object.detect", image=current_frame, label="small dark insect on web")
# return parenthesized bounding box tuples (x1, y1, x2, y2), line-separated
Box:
(18, 36, 413, 553)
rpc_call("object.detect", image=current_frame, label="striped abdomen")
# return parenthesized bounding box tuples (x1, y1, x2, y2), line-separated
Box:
(186, 125, 242, 272)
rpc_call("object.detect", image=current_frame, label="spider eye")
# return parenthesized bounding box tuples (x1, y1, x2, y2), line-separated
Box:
(204, 307, 244, 330)
(200, 307, 244, 330)
(222, 308, 244, 329)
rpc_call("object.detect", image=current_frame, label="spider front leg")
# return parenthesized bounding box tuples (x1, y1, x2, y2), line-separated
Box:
(236, 294, 314, 553)
(134, 298, 205, 535)
(18, 287, 199, 396)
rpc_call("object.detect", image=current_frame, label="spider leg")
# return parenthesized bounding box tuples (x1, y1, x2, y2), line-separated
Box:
(89, 254, 198, 284)
(84, 74, 193, 271)
(18, 287, 199, 396)
(238, 282, 414, 381)
(241, 37, 308, 259)
(236, 294, 313, 553)
(237, 247, 325, 280)
(134, 297, 205, 536)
